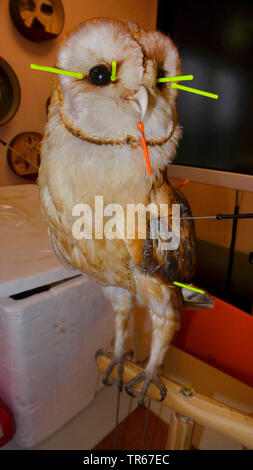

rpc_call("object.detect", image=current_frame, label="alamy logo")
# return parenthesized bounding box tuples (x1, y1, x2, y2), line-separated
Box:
(72, 196, 181, 251)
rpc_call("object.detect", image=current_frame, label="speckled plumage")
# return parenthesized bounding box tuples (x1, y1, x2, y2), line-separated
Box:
(39, 18, 197, 404)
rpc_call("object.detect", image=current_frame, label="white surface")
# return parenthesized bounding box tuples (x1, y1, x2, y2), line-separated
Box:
(0, 184, 78, 298)
(0, 276, 114, 448)
(1, 385, 136, 450)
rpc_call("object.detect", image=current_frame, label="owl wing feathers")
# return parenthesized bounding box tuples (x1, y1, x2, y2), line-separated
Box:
(125, 178, 214, 309)
(126, 177, 197, 286)
(48, 227, 75, 271)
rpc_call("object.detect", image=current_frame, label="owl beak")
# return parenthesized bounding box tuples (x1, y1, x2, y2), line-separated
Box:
(131, 85, 148, 121)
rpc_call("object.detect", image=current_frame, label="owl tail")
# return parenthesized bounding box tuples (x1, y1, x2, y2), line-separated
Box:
(181, 287, 215, 309)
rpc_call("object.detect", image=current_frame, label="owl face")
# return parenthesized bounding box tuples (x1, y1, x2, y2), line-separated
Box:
(57, 18, 181, 145)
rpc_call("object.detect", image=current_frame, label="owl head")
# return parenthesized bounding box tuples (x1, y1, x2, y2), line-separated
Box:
(56, 18, 181, 169)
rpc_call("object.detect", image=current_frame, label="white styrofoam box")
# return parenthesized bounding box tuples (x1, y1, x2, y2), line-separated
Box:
(0, 184, 78, 298)
(0, 276, 114, 448)
(0, 184, 115, 448)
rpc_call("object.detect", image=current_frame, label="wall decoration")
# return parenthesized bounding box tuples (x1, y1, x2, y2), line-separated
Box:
(9, 0, 65, 42)
(0, 57, 21, 126)
(7, 131, 42, 179)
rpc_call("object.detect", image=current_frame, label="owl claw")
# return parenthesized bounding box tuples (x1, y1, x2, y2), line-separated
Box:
(95, 349, 134, 391)
(125, 371, 167, 406)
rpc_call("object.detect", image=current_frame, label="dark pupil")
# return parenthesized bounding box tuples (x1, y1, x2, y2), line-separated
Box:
(158, 69, 165, 79)
(157, 69, 165, 89)
(88, 65, 111, 86)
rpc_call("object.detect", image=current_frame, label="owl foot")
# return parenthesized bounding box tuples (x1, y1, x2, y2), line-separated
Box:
(95, 349, 134, 392)
(125, 371, 167, 406)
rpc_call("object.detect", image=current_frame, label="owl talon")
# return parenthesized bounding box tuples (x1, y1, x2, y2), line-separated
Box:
(125, 371, 167, 406)
(95, 349, 113, 361)
(95, 349, 134, 391)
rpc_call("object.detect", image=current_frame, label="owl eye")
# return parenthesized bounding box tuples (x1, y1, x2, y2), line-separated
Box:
(88, 65, 111, 86)
(157, 69, 165, 89)
(157, 69, 165, 79)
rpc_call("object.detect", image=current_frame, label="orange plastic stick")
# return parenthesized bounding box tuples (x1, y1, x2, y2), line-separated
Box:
(176, 178, 190, 190)
(138, 122, 152, 175)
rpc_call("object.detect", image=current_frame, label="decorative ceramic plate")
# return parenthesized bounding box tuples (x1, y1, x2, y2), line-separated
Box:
(9, 0, 65, 42)
(0, 57, 21, 126)
(7, 131, 42, 179)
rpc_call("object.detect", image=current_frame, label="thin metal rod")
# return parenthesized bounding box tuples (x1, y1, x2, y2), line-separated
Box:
(169, 213, 253, 220)
(225, 190, 239, 295)
(150, 403, 163, 449)
(121, 396, 134, 449)
(113, 387, 121, 449)
(141, 398, 151, 450)
(94, 370, 101, 396)
(169, 216, 216, 220)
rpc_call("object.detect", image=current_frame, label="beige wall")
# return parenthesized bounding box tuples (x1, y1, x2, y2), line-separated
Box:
(0, 0, 158, 185)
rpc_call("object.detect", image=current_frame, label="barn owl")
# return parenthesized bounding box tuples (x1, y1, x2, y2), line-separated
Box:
(39, 18, 198, 405)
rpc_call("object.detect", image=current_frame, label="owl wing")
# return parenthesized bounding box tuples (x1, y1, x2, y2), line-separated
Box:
(125, 177, 197, 285)
(48, 227, 76, 271)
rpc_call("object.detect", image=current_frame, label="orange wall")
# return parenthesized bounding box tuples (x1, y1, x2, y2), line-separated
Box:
(170, 177, 253, 255)
(0, 0, 158, 185)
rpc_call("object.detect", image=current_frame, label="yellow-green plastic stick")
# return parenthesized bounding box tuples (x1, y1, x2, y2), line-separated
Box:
(111, 60, 117, 81)
(30, 64, 84, 79)
(173, 281, 205, 294)
(157, 74, 193, 83)
(171, 83, 219, 99)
